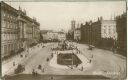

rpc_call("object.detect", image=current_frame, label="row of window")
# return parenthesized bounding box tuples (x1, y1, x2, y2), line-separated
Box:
(1, 43, 17, 56)
(102, 28, 116, 36)
(3, 11, 17, 21)
(2, 20, 18, 29)
(1, 33, 18, 41)
(103, 25, 116, 29)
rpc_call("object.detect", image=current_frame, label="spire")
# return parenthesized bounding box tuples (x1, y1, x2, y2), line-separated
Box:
(98, 17, 100, 21)
(19, 6, 22, 11)
(110, 14, 112, 20)
(100, 16, 103, 21)
(114, 13, 116, 20)
(23, 9, 26, 15)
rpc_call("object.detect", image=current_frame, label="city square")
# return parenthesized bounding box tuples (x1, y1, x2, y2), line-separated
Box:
(1, 1, 126, 80)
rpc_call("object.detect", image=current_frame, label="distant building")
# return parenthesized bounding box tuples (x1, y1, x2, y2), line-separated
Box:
(40, 30, 54, 41)
(47, 31, 58, 40)
(41, 30, 66, 41)
(71, 20, 76, 31)
(74, 28, 81, 41)
(101, 20, 117, 40)
(58, 32, 66, 41)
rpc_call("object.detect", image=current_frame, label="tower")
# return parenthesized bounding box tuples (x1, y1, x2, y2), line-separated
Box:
(71, 20, 76, 31)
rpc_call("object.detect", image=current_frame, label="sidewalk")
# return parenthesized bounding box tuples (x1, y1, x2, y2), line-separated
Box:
(2, 43, 44, 76)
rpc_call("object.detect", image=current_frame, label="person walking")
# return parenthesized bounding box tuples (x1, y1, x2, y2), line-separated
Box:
(41, 68, 45, 73)
(32, 69, 35, 76)
(13, 62, 15, 66)
(38, 65, 42, 70)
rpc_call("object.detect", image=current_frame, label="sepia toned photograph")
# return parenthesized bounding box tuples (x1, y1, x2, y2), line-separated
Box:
(1, 0, 127, 80)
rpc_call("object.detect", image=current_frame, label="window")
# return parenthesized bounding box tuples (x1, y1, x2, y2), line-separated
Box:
(4, 45, 7, 54)
(109, 28, 111, 35)
(104, 29, 106, 34)
(7, 22, 9, 28)
(2, 20, 5, 28)
(3, 13, 6, 17)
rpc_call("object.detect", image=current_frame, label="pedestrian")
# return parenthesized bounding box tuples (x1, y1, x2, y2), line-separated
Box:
(41, 68, 45, 73)
(81, 66, 83, 71)
(47, 58, 49, 62)
(20, 54, 23, 58)
(38, 65, 42, 70)
(50, 76, 54, 80)
(89, 59, 91, 63)
(13, 62, 15, 66)
(25, 54, 27, 57)
(35, 71, 38, 76)
(32, 69, 35, 76)
(91, 54, 93, 58)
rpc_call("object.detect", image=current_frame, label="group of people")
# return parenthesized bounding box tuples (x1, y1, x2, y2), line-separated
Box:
(12, 43, 45, 75)
(32, 64, 45, 76)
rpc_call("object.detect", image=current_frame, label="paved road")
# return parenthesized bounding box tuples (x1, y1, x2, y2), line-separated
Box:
(72, 42, 126, 79)
(2, 42, 126, 79)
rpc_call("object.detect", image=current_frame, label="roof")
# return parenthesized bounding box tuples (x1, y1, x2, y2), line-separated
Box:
(58, 32, 65, 34)
(1, 1, 40, 26)
(1, 1, 18, 15)
(75, 28, 81, 30)
(101, 20, 116, 24)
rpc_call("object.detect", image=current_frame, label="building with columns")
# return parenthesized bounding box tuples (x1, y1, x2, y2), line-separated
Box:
(1, 1, 40, 58)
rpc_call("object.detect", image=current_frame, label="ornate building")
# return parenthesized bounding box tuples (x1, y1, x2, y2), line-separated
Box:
(1, 1, 40, 58)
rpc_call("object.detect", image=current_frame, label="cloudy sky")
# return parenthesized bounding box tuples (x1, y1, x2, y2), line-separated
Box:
(6, 1, 126, 31)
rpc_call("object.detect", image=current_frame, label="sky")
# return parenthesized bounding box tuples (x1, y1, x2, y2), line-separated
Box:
(6, 1, 126, 31)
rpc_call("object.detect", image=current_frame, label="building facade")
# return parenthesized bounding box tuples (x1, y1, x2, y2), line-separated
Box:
(80, 17, 117, 49)
(71, 20, 76, 31)
(1, 1, 40, 58)
(116, 13, 127, 56)
(74, 28, 81, 42)
(41, 30, 66, 41)
(101, 20, 117, 40)
(1, 2, 19, 58)
(58, 32, 66, 41)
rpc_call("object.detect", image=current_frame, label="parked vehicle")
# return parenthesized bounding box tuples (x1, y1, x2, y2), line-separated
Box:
(14, 64, 25, 74)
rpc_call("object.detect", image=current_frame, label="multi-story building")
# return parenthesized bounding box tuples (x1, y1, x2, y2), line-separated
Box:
(80, 17, 117, 49)
(100, 19, 117, 49)
(81, 21, 95, 45)
(41, 30, 58, 41)
(74, 28, 81, 42)
(67, 20, 76, 40)
(1, 1, 40, 58)
(41, 30, 66, 41)
(101, 20, 117, 40)
(1, 2, 19, 58)
(116, 13, 126, 56)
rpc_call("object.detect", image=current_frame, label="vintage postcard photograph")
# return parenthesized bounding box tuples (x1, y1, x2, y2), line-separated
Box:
(0, 0, 127, 80)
